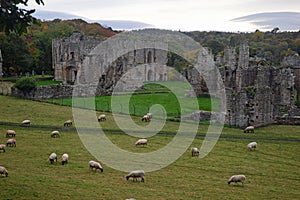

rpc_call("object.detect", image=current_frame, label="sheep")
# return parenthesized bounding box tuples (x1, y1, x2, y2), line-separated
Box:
(61, 153, 69, 165)
(247, 142, 257, 151)
(0, 166, 8, 177)
(244, 126, 254, 133)
(0, 144, 6, 152)
(51, 131, 60, 138)
(6, 130, 16, 138)
(191, 147, 199, 157)
(141, 114, 150, 122)
(135, 139, 148, 147)
(22, 119, 31, 127)
(49, 152, 57, 164)
(228, 174, 246, 187)
(89, 160, 103, 172)
(146, 113, 152, 119)
(98, 114, 106, 122)
(126, 170, 145, 182)
(64, 119, 72, 127)
(6, 139, 16, 147)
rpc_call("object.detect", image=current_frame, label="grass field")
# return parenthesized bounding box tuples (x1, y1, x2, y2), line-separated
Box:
(0, 95, 299, 199)
(45, 81, 220, 117)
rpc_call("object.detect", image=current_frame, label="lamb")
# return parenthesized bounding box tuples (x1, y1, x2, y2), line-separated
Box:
(247, 142, 257, 151)
(0, 166, 8, 177)
(22, 119, 31, 127)
(98, 114, 106, 122)
(191, 147, 199, 157)
(126, 170, 145, 182)
(6, 139, 16, 147)
(6, 130, 16, 137)
(51, 131, 60, 138)
(244, 126, 254, 133)
(0, 144, 6, 152)
(228, 174, 246, 186)
(89, 160, 103, 172)
(49, 152, 57, 164)
(61, 153, 69, 165)
(135, 139, 148, 147)
(64, 120, 72, 127)
(141, 114, 150, 122)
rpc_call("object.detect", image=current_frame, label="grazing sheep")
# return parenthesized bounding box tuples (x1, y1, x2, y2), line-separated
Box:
(64, 120, 72, 127)
(228, 174, 246, 186)
(0, 166, 8, 177)
(146, 113, 152, 119)
(22, 119, 31, 127)
(98, 114, 106, 122)
(247, 142, 257, 151)
(6, 139, 16, 147)
(89, 160, 103, 172)
(141, 114, 150, 122)
(0, 144, 6, 152)
(135, 139, 148, 147)
(61, 153, 69, 165)
(191, 147, 199, 157)
(51, 131, 60, 138)
(126, 170, 145, 182)
(244, 126, 254, 133)
(49, 153, 57, 164)
(6, 130, 16, 137)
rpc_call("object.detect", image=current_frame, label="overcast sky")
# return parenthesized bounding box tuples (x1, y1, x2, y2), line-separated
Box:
(28, 0, 300, 31)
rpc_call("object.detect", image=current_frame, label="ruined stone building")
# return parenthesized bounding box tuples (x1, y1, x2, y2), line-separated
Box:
(52, 33, 168, 92)
(184, 42, 299, 127)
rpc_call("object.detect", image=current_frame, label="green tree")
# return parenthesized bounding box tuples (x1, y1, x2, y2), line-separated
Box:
(0, 0, 44, 35)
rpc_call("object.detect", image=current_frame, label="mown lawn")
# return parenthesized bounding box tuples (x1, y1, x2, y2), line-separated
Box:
(44, 81, 220, 117)
(0, 95, 299, 199)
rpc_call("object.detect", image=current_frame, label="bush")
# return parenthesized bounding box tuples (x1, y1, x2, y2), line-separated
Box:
(14, 77, 37, 93)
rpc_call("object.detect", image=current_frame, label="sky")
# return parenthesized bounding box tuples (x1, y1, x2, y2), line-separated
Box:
(27, 0, 300, 32)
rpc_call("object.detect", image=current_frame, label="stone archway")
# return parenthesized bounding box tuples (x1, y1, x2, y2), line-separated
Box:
(147, 69, 154, 81)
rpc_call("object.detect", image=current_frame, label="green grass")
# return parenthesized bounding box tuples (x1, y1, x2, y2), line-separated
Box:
(36, 80, 62, 86)
(44, 81, 220, 117)
(0, 95, 299, 199)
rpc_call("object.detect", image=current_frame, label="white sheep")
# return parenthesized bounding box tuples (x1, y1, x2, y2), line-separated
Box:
(22, 119, 31, 127)
(0, 166, 8, 177)
(49, 152, 57, 164)
(126, 170, 145, 182)
(141, 114, 150, 122)
(135, 139, 148, 147)
(89, 160, 103, 172)
(61, 153, 69, 165)
(244, 126, 254, 133)
(6, 130, 16, 137)
(247, 142, 257, 151)
(98, 114, 106, 122)
(0, 144, 6, 152)
(6, 139, 16, 147)
(228, 174, 246, 186)
(64, 119, 72, 127)
(191, 147, 199, 157)
(146, 113, 152, 119)
(51, 131, 60, 138)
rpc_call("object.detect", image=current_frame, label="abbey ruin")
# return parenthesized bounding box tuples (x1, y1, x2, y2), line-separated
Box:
(50, 32, 300, 127)
(52, 32, 168, 92)
(184, 43, 300, 127)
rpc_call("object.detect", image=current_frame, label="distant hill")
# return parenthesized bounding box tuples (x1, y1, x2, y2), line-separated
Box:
(232, 12, 300, 31)
(33, 10, 154, 30)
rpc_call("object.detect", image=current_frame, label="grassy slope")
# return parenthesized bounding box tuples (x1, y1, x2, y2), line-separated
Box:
(0, 96, 299, 199)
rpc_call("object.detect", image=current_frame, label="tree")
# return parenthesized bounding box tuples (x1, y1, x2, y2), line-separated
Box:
(0, 0, 44, 35)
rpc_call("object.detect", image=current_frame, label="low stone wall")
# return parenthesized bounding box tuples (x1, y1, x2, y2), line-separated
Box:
(276, 116, 300, 125)
(11, 84, 110, 99)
